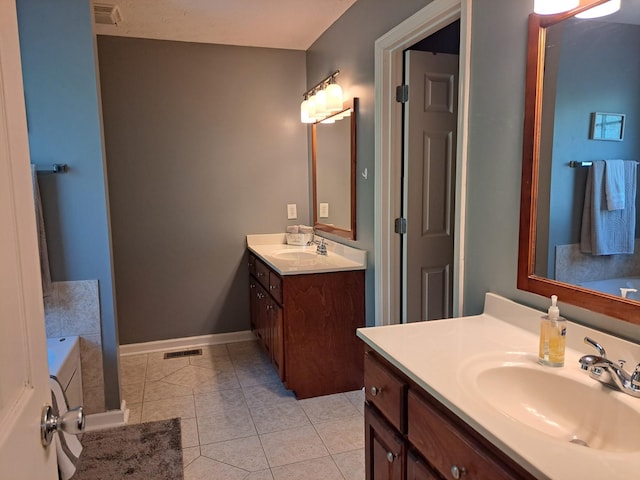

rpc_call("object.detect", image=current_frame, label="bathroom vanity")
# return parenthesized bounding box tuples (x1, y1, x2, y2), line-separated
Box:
(247, 233, 366, 399)
(358, 293, 640, 479)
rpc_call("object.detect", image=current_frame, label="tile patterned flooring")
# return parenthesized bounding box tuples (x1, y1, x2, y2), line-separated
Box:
(120, 340, 365, 480)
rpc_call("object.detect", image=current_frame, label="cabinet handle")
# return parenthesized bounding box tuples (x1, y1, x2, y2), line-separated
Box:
(370, 386, 382, 396)
(451, 465, 466, 479)
(386, 451, 397, 463)
(266, 304, 273, 310)
(257, 293, 265, 299)
(257, 272, 264, 277)
(250, 283, 256, 289)
(269, 285, 276, 290)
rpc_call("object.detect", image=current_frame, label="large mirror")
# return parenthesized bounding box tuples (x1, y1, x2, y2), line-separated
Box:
(519, 0, 640, 323)
(312, 97, 358, 240)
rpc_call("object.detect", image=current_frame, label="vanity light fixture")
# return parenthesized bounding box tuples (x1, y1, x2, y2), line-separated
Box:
(534, 0, 579, 15)
(300, 71, 343, 124)
(575, 0, 620, 18)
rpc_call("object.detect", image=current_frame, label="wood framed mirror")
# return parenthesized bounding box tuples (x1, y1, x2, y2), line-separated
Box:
(519, 0, 640, 324)
(312, 97, 358, 240)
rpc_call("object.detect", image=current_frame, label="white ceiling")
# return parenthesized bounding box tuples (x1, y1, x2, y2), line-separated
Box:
(92, 0, 358, 50)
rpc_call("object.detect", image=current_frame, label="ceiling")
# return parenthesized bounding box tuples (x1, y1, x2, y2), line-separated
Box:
(91, 0, 358, 50)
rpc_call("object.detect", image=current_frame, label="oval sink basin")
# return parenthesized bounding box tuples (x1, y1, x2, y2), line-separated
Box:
(270, 250, 321, 265)
(470, 361, 640, 452)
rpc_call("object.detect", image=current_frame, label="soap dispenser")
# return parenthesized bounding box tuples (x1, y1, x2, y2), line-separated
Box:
(538, 295, 567, 367)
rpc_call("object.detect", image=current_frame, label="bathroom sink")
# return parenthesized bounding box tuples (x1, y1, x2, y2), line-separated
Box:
(465, 355, 640, 452)
(270, 249, 321, 265)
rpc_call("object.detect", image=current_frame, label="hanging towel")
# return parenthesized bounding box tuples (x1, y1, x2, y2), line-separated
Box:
(581, 160, 637, 255)
(50, 376, 83, 480)
(604, 159, 625, 210)
(31, 165, 53, 297)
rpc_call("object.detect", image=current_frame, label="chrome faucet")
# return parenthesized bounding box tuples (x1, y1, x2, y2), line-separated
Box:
(306, 238, 328, 255)
(578, 336, 640, 398)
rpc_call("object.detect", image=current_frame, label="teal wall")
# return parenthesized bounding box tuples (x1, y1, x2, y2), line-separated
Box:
(17, 0, 120, 409)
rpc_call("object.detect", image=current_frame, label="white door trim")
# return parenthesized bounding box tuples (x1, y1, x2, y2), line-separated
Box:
(374, 0, 471, 326)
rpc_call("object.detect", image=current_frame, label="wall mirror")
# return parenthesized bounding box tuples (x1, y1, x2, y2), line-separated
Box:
(312, 97, 358, 240)
(519, 0, 640, 324)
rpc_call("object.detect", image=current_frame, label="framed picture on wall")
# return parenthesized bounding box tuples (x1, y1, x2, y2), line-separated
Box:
(590, 112, 625, 141)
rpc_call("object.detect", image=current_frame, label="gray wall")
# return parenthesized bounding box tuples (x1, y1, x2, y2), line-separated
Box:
(17, 0, 120, 409)
(97, 37, 308, 344)
(310, 0, 640, 340)
(307, 0, 432, 324)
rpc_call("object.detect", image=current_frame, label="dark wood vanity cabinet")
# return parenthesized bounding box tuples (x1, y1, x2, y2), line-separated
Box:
(248, 252, 365, 399)
(364, 350, 537, 480)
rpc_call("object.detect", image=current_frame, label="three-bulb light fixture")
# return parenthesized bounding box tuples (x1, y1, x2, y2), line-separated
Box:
(300, 71, 349, 124)
(534, 0, 620, 17)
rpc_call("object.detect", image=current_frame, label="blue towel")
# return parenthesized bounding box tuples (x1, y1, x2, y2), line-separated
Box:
(581, 160, 637, 255)
(604, 160, 625, 210)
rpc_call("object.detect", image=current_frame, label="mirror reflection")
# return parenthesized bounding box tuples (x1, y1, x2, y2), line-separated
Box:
(519, 0, 640, 323)
(535, 8, 640, 300)
(312, 98, 357, 240)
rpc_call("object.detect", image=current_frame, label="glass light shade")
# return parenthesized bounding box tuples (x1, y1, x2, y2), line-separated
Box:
(307, 94, 317, 121)
(320, 117, 335, 124)
(325, 83, 343, 113)
(534, 0, 579, 14)
(314, 89, 327, 120)
(300, 99, 313, 123)
(575, 0, 620, 18)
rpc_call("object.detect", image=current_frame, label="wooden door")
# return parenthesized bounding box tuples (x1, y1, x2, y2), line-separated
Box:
(0, 0, 58, 476)
(404, 51, 459, 322)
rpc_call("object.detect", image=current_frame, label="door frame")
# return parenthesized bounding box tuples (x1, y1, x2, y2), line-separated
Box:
(374, 0, 471, 326)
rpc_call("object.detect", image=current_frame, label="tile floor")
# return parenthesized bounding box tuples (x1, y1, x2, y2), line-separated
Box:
(119, 340, 365, 480)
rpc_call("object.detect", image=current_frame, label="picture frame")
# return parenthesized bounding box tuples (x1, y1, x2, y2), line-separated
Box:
(589, 112, 625, 141)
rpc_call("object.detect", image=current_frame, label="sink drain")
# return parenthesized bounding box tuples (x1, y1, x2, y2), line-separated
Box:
(569, 437, 590, 448)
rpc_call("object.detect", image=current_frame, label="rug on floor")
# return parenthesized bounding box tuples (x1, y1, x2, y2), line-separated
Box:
(73, 418, 183, 480)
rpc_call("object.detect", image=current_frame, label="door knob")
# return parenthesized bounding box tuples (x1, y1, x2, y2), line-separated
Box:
(41, 405, 85, 446)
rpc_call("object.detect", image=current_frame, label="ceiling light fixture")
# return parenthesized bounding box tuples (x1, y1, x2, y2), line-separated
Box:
(575, 0, 621, 18)
(534, 0, 579, 15)
(300, 71, 343, 124)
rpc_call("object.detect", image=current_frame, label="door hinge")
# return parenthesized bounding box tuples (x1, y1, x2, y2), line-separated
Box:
(395, 84, 409, 103)
(394, 217, 407, 234)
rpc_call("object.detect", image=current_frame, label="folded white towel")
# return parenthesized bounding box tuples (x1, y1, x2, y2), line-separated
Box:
(286, 225, 299, 233)
(604, 159, 625, 210)
(299, 225, 314, 234)
(50, 376, 83, 480)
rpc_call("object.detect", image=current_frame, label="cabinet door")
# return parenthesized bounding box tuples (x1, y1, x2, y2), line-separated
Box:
(249, 279, 258, 332)
(255, 283, 269, 344)
(407, 450, 439, 480)
(365, 403, 404, 480)
(270, 302, 284, 380)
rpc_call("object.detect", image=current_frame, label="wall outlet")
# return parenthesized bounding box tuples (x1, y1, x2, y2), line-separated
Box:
(287, 204, 297, 220)
(319, 203, 329, 218)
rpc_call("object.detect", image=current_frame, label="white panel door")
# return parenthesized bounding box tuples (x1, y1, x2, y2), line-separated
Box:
(0, 0, 58, 477)
(404, 51, 459, 322)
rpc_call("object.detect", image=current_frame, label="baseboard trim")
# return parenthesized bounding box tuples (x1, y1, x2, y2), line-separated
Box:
(119, 330, 256, 356)
(84, 400, 127, 431)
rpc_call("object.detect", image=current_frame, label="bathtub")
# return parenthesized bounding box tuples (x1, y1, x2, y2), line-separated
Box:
(47, 336, 83, 408)
(577, 276, 640, 301)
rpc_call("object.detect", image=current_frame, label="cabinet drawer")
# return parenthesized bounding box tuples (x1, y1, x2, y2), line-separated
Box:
(407, 390, 516, 480)
(255, 257, 270, 289)
(364, 352, 407, 432)
(269, 271, 283, 304)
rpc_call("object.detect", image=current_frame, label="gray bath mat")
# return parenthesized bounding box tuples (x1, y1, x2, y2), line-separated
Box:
(74, 418, 183, 480)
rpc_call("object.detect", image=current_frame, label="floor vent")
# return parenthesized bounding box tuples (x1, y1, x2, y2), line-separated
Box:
(164, 348, 202, 359)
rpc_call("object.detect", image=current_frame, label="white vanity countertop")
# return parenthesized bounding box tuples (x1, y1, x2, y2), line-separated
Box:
(246, 233, 366, 275)
(357, 293, 640, 480)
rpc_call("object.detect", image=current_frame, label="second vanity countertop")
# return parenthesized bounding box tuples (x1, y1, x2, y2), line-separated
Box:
(357, 293, 640, 480)
(247, 233, 366, 275)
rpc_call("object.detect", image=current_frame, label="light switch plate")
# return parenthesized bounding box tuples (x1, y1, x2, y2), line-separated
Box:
(319, 203, 329, 218)
(287, 204, 297, 220)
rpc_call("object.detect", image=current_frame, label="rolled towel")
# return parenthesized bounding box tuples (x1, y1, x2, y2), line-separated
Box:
(50, 376, 83, 480)
(299, 225, 314, 234)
